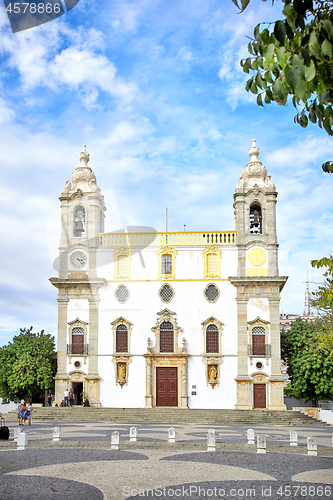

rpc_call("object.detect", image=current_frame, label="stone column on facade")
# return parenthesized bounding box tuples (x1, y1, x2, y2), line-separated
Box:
(85, 297, 101, 407)
(268, 295, 286, 409)
(181, 357, 189, 408)
(145, 356, 153, 408)
(54, 296, 69, 405)
(235, 296, 251, 409)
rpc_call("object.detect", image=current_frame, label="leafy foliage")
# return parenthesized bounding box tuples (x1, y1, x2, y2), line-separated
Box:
(0, 327, 57, 401)
(311, 255, 333, 358)
(233, 0, 333, 173)
(282, 318, 333, 405)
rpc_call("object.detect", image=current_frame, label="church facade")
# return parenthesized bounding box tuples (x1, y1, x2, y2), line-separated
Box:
(50, 140, 287, 410)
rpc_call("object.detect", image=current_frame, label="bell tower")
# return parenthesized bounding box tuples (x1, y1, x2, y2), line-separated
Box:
(57, 144, 106, 280)
(234, 138, 278, 277)
(50, 145, 106, 407)
(231, 139, 287, 410)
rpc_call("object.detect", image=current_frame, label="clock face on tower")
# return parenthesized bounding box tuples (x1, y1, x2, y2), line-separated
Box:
(70, 251, 87, 269)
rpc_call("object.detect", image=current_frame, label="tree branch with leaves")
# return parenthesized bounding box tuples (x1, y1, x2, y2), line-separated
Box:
(233, 0, 333, 172)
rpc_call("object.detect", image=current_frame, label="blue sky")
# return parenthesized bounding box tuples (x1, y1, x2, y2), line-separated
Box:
(0, 0, 332, 346)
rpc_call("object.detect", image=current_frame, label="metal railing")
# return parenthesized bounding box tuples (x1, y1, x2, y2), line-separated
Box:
(99, 231, 236, 247)
(247, 344, 271, 356)
(67, 344, 89, 356)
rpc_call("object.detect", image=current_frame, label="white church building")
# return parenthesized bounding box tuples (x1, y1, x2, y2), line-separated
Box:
(50, 140, 287, 410)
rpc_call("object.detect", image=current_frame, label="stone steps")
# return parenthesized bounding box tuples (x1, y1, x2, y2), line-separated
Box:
(5, 407, 329, 425)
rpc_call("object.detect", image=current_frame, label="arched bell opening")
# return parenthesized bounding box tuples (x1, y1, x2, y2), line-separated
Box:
(249, 204, 262, 234)
(73, 205, 85, 237)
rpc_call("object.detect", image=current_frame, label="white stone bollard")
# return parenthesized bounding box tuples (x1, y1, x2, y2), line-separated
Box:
(53, 427, 61, 442)
(168, 427, 176, 443)
(130, 427, 137, 442)
(331, 434, 333, 447)
(14, 427, 22, 442)
(247, 428, 255, 445)
(111, 431, 120, 450)
(257, 434, 266, 454)
(290, 430, 298, 447)
(207, 429, 216, 452)
(307, 437, 317, 456)
(17, 432, 28, 450)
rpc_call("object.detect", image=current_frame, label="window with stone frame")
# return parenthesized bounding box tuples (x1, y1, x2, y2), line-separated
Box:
(160, 321, 174, 353)
(202, 246, 222, 279)
(206, 324, 219, 353)
(207, 254, 217, 276)
(161, 254, 172, 275)
(116, 325, 128, 353)
(252, 326, 266, 355)
(113, 247, 132, 280)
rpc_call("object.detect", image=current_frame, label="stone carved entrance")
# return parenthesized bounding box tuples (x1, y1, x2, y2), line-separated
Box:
(156, 367, 178, 406)
(253, 383, 266, 408)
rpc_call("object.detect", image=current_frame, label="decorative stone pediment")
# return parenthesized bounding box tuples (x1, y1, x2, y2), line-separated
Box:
(201, 316, 224, 328)
(236, 139, 275, 190)
(248, 316, 270, 325)
(152, 309, 181, 331)
(68, 317, 88, 327)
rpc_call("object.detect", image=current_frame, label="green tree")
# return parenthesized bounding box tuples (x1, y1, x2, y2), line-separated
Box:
(311, 254, 333, 358)
(282, 317, 333, 405)
(0, 327, 57, 402)
(233, 0, 333, 172)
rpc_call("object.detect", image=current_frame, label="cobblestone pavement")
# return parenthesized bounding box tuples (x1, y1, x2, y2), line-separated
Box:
(0, 421, 332, 500)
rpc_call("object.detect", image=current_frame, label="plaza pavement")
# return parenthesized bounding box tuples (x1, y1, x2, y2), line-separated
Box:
(0, 421, 333, 500)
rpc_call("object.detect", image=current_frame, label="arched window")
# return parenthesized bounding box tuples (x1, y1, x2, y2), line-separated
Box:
(206, 324, 219, 353)
(116, 325, 128, 353)
(202, 246, 222, 278)
(113, 247, 132, 280)
(162, 254, 172, 275)
(250, 204, 262, 234)
(117, 254, 127, 276)
(72, 327, 84, 354)
(156, 246, 178, 280)
(160, 321, 174, 353)
(252, 326, 265, 355)
(73, 206, 85, 237)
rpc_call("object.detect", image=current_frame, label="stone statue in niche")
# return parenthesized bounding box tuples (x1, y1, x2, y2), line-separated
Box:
(208, 365, 218, 387)
(117, 363, 127, 387)
(208, 365, 217, 382)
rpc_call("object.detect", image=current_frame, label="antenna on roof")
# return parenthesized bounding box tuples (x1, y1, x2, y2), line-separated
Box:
(302, 271, 312, 317)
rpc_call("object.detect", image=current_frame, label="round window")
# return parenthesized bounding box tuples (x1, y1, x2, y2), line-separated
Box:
(74, 361, 81, 368)
(159, 284, 174, 303)
(256, 361, 263, 370)
(115, 285, 130, 304)
(204, 283, 220, 303)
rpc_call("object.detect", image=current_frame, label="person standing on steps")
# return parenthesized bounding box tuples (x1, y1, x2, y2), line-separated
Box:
(69, 388, 74, 407)
(63, 388, 69, 407)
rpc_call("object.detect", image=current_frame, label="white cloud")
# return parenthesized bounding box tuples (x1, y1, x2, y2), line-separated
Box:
(0, 97, 14, 123)
(0, 15, 137, 105)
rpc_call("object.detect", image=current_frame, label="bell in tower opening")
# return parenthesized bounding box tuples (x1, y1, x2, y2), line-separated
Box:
(249, 204, 262, 234)
(74, 206, 85, 237)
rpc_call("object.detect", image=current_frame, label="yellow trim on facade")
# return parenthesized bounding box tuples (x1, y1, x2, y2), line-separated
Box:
(248, 247, 267, 267)
(105, 279, 231, 283)
(246, 268, 268, 277)
(99, 231, 236, 247)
